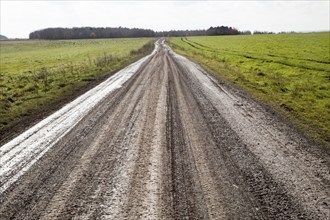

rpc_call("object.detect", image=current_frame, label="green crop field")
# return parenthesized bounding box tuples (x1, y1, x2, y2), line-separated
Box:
(0, 38, 155, 132)
(169, 32, 330, 146)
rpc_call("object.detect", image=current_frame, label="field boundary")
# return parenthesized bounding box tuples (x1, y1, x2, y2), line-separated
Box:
(0, 39, 155, 145)
(168, 34, 330, 147)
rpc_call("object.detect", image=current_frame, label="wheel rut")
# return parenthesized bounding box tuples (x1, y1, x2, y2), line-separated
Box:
(0, 39, 329, 220)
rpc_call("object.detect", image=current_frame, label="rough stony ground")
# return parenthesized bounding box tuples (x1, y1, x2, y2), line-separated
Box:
(0, 40, 329, 219)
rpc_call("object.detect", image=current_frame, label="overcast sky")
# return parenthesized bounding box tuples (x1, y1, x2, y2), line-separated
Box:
(1, 0, 329, 38)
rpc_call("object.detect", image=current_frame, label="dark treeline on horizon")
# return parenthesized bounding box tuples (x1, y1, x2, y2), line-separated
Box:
(29, 27, 155, 40)
(29, 26, 256, 40)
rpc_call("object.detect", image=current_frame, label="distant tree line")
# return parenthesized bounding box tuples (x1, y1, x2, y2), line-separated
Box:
(29, 26, 259, 40)
(206, 26, 240, 35)
(155, 29, 206, 37)
(29, 27, 155, 40)
(156, 26, 252, 37)
(252, 31, 275, 35)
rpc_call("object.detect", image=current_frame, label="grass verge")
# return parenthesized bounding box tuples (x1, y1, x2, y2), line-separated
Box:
(0, 38, 155, 139)
(168, 33, 330, 147)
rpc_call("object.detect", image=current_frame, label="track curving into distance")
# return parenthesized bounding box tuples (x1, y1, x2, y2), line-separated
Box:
(0, 39, 329, 219)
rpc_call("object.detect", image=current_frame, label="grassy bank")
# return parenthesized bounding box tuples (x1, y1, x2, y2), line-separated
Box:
(0, 38, 155, 133)
(169, 33, 330, 146)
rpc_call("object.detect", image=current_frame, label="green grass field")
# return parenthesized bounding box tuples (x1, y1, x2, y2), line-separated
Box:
(0, 38, 155, 132)
(169, 33, 330, 146)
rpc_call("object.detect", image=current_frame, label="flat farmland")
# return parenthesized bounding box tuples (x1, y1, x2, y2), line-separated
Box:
(1, 39, 329, 219)
(0, 38, 154, 135)
(169, 33, 330, 146)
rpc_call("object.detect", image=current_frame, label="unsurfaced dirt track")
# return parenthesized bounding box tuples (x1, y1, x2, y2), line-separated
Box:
(0, 40, 329, 219)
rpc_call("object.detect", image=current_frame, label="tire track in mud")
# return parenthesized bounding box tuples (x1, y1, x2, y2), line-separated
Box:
(0, 40, 329, 219)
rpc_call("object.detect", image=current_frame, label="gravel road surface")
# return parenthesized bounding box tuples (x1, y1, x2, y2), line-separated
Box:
(0, 39, 329, 219)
